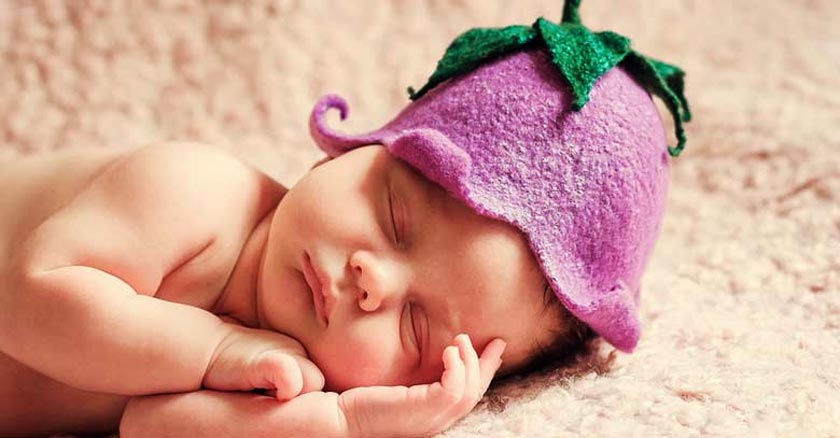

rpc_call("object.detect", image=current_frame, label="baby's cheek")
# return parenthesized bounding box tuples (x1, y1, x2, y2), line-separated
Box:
(316, 335, 405, 392)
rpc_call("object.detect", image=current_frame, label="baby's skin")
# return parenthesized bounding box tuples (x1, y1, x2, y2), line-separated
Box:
(0, 142, 558, 437)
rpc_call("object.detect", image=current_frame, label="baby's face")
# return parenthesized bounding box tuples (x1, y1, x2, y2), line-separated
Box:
(257, 145, 560, 391)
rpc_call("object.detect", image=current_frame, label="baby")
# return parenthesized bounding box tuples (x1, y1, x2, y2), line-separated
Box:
(0, 1, 690, 436)
(0, 142, 537, 436)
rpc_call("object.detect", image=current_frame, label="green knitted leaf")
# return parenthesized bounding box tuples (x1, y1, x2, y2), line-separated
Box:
(405, 0, 692, 156)
(622, 52, 691, 156)
(646, 57, 692, 122)
(407, 25, 537, 100)
(535, 18, 631, 110)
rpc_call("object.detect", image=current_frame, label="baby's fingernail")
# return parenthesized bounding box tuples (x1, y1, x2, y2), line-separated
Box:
(454, 333, 467, 345)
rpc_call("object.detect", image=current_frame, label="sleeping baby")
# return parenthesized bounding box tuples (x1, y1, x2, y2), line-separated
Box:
(0, 1, 690, 436)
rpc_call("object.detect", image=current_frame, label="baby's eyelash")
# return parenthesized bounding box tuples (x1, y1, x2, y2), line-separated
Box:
(409, 302, 422, 354)
(388, 189, 400, 243)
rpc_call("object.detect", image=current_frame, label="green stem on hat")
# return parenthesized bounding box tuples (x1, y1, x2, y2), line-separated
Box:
(622, 53, 692, 156)
(561, 0, 582, 25)
(407, 0, 691, 157)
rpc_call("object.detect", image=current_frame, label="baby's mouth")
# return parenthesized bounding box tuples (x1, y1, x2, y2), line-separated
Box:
(302, 251, 328, 326)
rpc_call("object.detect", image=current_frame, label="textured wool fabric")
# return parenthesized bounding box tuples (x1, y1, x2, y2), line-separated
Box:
(2, 1, 838, 437)
(311, 49, 669, 352)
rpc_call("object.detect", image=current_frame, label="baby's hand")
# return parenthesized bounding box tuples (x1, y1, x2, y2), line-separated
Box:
(337, 334, 506, 437)
(202, 323, 324, 401)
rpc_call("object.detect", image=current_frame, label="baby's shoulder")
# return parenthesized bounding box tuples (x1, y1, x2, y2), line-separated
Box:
(6, 141, 285, 294)
(123, 141, 272, 191)
(114, 140, 287, 245)
(120, 141, 285, 212)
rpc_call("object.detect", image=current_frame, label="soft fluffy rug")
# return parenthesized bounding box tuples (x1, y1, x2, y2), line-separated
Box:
(2, 0, 838, 436)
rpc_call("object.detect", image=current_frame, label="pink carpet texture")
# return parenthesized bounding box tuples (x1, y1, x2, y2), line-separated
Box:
(2, 1, 838, 436)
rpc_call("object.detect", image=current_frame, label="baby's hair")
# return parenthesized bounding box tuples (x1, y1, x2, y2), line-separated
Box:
(485, 283, 617, 415)
(495, 282, 600, 380)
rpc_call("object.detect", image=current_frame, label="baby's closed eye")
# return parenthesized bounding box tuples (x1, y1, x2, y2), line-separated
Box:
(409, 302, 424, 355)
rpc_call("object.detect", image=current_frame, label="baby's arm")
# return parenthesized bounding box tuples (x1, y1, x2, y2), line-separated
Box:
(0, 143, 283, 395)
(121, 335, 505, 438)
(121, 390, 348, 438)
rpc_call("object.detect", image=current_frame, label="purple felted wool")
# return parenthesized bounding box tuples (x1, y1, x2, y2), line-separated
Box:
(308, 48, 669, 352)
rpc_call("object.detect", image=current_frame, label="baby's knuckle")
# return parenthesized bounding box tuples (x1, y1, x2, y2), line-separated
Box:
(256, 353, 277, 370)
(276, 352, 297, 368)
(265, 353, 295, 375)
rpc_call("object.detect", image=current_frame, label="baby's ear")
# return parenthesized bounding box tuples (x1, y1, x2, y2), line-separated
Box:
(311, 155, 332, 170)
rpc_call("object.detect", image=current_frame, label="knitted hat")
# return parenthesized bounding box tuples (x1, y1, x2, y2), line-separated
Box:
(308, 0, 690, 352)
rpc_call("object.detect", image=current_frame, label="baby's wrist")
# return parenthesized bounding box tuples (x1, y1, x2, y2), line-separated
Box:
(201, 321, 245, 386)
(335, 395, 357, 438)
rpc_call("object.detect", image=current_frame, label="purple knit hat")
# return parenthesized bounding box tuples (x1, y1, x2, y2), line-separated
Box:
(308, 5, 690, 352)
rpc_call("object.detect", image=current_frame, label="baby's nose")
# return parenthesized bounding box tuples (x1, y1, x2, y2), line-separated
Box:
(350, 250, 403, 312)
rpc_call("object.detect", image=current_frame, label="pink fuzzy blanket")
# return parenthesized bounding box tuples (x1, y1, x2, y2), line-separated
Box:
(2, 0, 837, 436)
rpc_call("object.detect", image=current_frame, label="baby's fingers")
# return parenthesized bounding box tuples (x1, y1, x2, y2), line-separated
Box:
(440, 345, 465, 398)
(477, 338, 506, 394)
(296, 354, 326, 394)
(426, 335, 504, 432)
(455, 335, 481, 405)
(252, 352, 303, 401)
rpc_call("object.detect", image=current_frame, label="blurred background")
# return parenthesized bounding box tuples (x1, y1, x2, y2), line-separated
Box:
(1, 1, 838, 436)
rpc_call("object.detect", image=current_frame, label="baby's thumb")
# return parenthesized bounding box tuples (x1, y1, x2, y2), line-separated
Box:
(253, 352, 303, 401)
(296, 355, 326, 394)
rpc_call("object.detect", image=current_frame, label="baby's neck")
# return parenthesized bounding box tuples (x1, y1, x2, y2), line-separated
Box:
(212, 207, 276, 327)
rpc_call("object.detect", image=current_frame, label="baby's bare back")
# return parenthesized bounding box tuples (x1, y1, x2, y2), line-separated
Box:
(0, 149, 133, 433)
